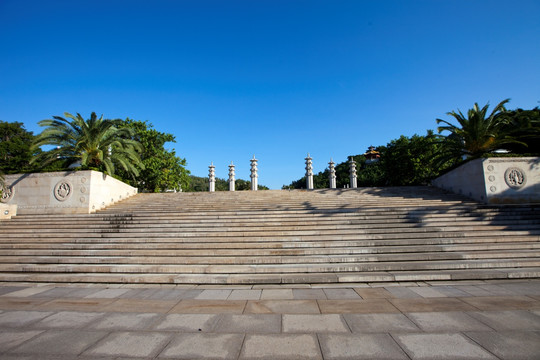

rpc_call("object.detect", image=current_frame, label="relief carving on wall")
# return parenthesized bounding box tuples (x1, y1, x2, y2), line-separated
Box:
(54, 181, 73, 201)
(504, 167, 526, 189)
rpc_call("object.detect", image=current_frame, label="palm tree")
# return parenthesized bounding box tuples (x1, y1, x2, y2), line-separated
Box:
(32, 112, 144, 177)
(436, 99, 516, 159)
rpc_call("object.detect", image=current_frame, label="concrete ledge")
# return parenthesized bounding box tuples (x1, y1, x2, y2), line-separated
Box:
(0, 170, 137, 214)
(0, 203, 17, 219)
(432, 157, 540, 204)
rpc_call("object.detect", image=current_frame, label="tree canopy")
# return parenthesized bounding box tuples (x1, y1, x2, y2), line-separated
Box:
(32, 112, 144, 178)
(0, 121, 37, 174)
(115, 119, 190, 192)
(283, 131, 453, 189)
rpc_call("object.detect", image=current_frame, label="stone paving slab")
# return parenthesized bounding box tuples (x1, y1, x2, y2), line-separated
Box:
(240, 334, 322, 359)
(354, 287, 394, 299)
(465, 331, 540, 360)
(408, 286, 448, 298)
(405, 311, 493, 332)
(244, 300, 320, 314)
(2, 287, 53, 298)
(431, 286, 472, 297)
(83, 331, 171, 358)
(260, 289, 294, 300)
(323, 288, 361, 299)
(227, 289, 262, 300)
(87, 312, 162, 331)
(292, 289, 327, 299)
(0, 310, 53, 327)
(144, 288, 197, 300)
(35, 298, 116, 312)
(84, 288, 130, 299)
(343, 313, 421, 333)
(318, 333, 409, 360)
(159, 333, 244, 359)
(34, 311, 106, 329)
(283, 314, 349, 333)
(32, 287, 94, 299)
(8, 330, 108, 356)
(384, 287, 423, 299)
(0, 297, 50, 310)
(0, 286, 25, 296)
(0, 329, 44, 352)
(459, 295, 540, 310)
(393, 333, 497, 359)
(318, 299, 400, 314)
(153, 313, 220, 332)
(195, 289, 232, 300)
(388, 297, 476, 312)
(169, 300, 246, 314)
(214, 314, 281, 333)
(467, 310, 540, 331)
(104, 298, 177, 313)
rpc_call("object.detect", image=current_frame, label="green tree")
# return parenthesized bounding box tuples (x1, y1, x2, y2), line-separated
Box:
(436, 99, 516, 159)
(115, 119, 189, 192)
(381, 131, 448, 185)
(0, 121, 36, 173)
(32, 112, 144, 178)
(498, 107, 540, 154)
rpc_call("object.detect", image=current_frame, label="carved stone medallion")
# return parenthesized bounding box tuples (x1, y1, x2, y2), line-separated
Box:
(54, 181, 73, 201)
(504, 167, 526, 189)
(1, 185, 14, 203)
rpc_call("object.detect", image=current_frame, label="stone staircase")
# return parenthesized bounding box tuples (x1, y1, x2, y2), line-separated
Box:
(0, 187, 539, 285)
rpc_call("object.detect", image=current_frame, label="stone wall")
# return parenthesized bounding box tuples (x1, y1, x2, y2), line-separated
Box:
(0, 203, 17, 219)
(432, 157, 540, 204)
(0, 170, 137, 214)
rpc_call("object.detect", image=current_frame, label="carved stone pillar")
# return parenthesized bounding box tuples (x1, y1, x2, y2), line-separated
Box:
(305, 153, 313, 190)
(349, 157, 357, 189)
(208, 162, 215, 192)
(329, 158, 336, 189)
(250, 155, 258, 191)
(228, 162, 235, 192)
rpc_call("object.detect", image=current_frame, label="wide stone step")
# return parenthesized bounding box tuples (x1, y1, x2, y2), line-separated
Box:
(1, 249, 538, 266)
(1, 241, 538, 254)
(1, 258, 539, 274)
(0, 267, 538, 285)
(1, 187, 538, 285)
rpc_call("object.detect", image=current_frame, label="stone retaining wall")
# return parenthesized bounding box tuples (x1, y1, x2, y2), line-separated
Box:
(0, 170, 137, 214)
(432, 157, 540, 204)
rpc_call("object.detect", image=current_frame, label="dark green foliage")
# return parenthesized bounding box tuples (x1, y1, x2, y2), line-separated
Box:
(435, 99, 529, 162)
(115, 119, 190, 192)
(32, 112, 144, 178)
(283, 132, 450, 188)
(498, 107, 540, 154)
(0, 121, 37, 173)
(381, 131, 450, 185)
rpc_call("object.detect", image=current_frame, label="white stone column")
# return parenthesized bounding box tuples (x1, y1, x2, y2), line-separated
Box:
(305, 153, 313, 190)
(349, 157, 357, 189)
(250, 155, 258, 191)
(208, 162, 215, 192)
(329, 158, 336, 189)
(228, 162, 235, 192)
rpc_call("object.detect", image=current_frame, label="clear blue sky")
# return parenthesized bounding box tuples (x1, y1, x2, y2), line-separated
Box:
(1, 0, 539, 189)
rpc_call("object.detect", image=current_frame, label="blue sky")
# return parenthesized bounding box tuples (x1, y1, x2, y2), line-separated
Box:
(1, 0, 539, 189)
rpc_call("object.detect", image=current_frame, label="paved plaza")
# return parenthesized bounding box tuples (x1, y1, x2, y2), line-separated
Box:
(0, 280, 539, 359)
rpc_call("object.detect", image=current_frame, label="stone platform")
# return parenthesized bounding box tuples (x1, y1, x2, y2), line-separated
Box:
(0, 280, 539, 359)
